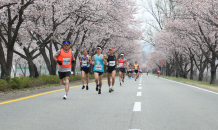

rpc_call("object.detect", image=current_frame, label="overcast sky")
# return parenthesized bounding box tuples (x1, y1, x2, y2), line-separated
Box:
(134, 0, 154, 53)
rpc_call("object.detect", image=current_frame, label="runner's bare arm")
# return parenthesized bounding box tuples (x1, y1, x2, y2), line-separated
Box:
(92, 56, 95, 65)
(80, 57, 82, 63)
(125, 59, 128, 66)
(103, 54, 107, 65)
(89, 56, 92, 64)
(53, 55, 58, 61)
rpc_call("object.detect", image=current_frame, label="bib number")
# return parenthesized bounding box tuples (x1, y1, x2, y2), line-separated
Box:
(96, 65, 102, 70)
(119, 63, 124, 67)
(109, 61, 115, 67)
(63, 58, 70, 65)
(82, 61, 87, 67)
(129, 69, 132, 71)
(135, 67, 137, 69)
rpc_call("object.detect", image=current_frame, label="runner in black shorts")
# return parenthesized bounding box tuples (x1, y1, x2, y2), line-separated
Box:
(53, 41, 74, 100)
(118, 53, 128, 86)
(80, 50, 92, 90)
(106, 48, 117, 93)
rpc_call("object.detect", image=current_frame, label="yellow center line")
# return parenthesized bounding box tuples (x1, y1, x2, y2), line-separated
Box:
(0, 77, 119, 105)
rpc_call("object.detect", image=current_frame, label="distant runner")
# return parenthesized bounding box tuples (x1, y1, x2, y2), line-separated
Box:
(133, 61, 140, 81)
(157, 68, 161, 78)
(80, 50, 92, 90)
(53, 41, 74, 100)
(146, 69, 149, 75)
(118, 53, 127, 86)
(128, 65, 134, 79)
(92, 45, 107, 94)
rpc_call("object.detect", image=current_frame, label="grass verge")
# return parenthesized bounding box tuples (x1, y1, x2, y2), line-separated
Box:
(156, 74, 218, 92)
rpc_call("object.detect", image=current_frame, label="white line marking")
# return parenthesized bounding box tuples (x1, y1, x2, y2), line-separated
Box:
(138, 87, 142, 89)
(139, 84, 141, 85)
(133, 102, 141, 111)
(129, 129, 140, 130)
(159, 77, 218, 95)
(137, 92, 142, 96)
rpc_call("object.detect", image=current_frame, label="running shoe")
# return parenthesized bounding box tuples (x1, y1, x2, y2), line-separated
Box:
(120, 82, 122, 86)
(63, 94, 67, 100)
(111, 87, 114, 92)
(135, 79, 136, 81)
(98, 89, 101, 94)
(109, 88, 112, 93)
(96, 85, 99, 91)
(82, 85, 85, 89)
(86, 85, 89, 90)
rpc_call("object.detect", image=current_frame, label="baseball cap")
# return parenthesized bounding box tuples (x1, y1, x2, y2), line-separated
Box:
(109, 48, 114, 51)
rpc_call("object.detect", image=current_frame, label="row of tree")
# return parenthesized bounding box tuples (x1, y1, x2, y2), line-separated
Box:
(0, 0, 143, 80)
(144, 0, 218, 84)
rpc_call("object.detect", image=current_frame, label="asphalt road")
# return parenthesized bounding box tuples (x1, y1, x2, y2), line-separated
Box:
(1, 74, 218, 130)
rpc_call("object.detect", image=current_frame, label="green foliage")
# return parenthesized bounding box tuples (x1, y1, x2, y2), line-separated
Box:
(0, 79, 9, 91)
(0, 72, 119, 92)
(10, 77, 25, 89)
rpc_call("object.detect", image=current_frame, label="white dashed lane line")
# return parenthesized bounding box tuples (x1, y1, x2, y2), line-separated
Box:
(133, 102, 141, 111)
(136, 92, 142, 96)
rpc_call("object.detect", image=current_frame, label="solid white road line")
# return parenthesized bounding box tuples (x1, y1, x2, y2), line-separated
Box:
(159, 77, 218, 95)
(138, 87, 142, 89)
(139, 84, 141, 85)
(133, 102, 141, 111)
(137, 92, 142, 96)
(129, 129, 140, 130)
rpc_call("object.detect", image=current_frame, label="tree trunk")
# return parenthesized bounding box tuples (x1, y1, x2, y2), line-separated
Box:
(210, 53, 217, 84)
(198, 70, 204, 81)
(190, 57, 194, 80)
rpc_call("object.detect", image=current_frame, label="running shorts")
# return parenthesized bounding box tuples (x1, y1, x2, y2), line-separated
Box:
(119, 68, 126, 73)
(107, 67, 116, 73)
(94, 71, 103, 76)
(58, 71, 71, 79)
(81, 67, 89, 74)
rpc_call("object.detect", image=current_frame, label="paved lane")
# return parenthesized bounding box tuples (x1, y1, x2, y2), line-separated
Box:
(1, 74, 218, 130)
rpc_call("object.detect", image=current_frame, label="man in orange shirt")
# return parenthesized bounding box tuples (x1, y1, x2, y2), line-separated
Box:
(53, 41, 74, 99)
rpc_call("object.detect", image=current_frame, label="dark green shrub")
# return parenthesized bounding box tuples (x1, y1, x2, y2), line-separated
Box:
(0, 79, 9, 91)
(10, 77, 25, 89)
(20, 77, 33, 88)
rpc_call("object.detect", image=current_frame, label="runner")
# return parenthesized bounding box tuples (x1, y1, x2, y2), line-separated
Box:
(92, 45, 107, 94)
(133, 61, 140, 81)
(106, 48, 117, 93)
(80, 50, 92, 90)
(117, 53, 127, 86)
(157, 68, 161, 78)
(128, 65, 134, 79)
(146, 69, 149, 75)
(53, 41, 74, 100)
(139, 68, 143, 76)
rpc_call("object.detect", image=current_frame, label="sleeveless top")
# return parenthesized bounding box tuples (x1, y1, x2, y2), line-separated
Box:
(93, 54, 104, 72)
(119, 58, 125, 68)
(57, 49, 72, 68)
(107, 55, 116, 68)
(129, 67, 133, 72)
(81, 55, 90, 68)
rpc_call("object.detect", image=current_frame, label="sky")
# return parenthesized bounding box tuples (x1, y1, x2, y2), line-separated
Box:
(134, 0, 154, 53)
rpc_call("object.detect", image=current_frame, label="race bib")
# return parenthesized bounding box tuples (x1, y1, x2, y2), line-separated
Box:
(63, 58, 70, 65)
(135, 67, 137, 69)
(96, 65, 102, 70)
(109, 61, 115, 67)
(82, 61, 87, 66)
(129, 69, 132, 71)
(119, 63, 124, 67)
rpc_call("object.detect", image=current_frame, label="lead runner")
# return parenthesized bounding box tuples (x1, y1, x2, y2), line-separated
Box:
(53, 41, 74, 100)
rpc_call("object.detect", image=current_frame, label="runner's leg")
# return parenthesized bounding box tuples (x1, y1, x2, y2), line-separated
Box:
(107, 72, 111, 87)
(82, 71, 85, 85)
(112, 70, 116, 86)
(65, 76, 70, 95)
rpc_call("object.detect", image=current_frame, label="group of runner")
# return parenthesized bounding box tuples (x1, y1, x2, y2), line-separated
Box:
(53, 41, 143, 99)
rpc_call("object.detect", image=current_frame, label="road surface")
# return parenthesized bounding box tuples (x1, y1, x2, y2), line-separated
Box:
(1, 74, 218, 130)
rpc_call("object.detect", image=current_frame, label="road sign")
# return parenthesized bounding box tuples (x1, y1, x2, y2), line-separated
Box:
(160, 61, 163, 67)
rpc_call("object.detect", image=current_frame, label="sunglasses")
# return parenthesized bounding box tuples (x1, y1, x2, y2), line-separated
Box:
(64, 44, 70, 46)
